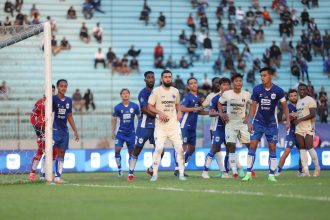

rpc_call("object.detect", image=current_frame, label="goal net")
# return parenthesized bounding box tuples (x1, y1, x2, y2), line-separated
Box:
(0, 23, 53, 184)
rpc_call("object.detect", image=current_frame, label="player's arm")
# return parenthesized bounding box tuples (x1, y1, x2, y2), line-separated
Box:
(247, 100, 257, 133)
(198, 109, 209, 115)
(67, 113, 79, 142)
(295, 107, 316, 125)
(141, 105, 156, 118)
(218, 102, 229, 124)
(147, 91, 168, 122)
(111, 116, 117, 140)
(176, 102, 182, 121)
(281, 100, 290, 130)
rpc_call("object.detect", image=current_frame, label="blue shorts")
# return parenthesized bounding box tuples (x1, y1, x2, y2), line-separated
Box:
(135, 127, 155, 148)
(53, 130, 69, 150)
(115, 132, 135, 150)
(181, 128, 196, 146)
(285, 133, 297, 149)
(211, 129, 225, 146)
(250, 121, 278, 144)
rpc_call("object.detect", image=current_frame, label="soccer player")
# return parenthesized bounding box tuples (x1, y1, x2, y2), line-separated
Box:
(28, 85, 57, 181)
(128, 71, 163, 181)
(202, 77, 225, 175)
(112, 88, 140, 177)
(148, 70, 186, 181)
(243, 67, 290, 182)
(53, 79, 79, 184)
(202, 77, 231, 179)
(218, 73, 251, 178)
(277, 89, 303, 176)
(295, 83, 320, 177)
(174, 77, 208, 176)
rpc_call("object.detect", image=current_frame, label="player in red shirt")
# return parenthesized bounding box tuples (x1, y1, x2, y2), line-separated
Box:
(28, 85, 57, 181)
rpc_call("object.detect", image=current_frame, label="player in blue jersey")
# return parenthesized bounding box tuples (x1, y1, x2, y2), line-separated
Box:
(242, 67, 290, 182)
(53, 79, 79, 184)
(202, 77, 231, 179)
(277, 89, 303, 176)
(174, 77, 208, 176)
(127, 71, 164, 181)
(112, 88, 140, 177)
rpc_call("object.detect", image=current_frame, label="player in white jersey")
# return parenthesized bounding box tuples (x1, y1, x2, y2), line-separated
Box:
(202, 77, 225, 175)
(148, 70, 186, 181)
(218, 74, 251, 178)
(295, 83, 320, 177)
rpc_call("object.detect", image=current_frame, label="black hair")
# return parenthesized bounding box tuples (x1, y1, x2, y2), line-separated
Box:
(219, 77, 231, 85)
(120, 88, 130, 95)
(56, 79, 68, 87)
(144, 71, 154, 78)
(161, 69, 172, 77)
(52, 84, 55, 90)
(259, 67, 274, 74)
(298, 83, 307, 88)
(211, 77, 220, 84)
(187, 77, 198, 85)
(288, 89, 298, 94)
(231, 73, 243, 82)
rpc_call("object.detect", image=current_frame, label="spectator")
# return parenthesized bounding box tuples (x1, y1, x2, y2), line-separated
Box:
(298, 58, 309, 81)
(201, 73, 212, 91)
(213, 57, 222, 74)
(83, 0, 93, 19)
(247, 68, 256, 85)
(319, 86, 327, 98)
(239, 23, 252, 43)
(93, 22, 103, 43)
(312, 0, 319, 8)
(90, 0, 105, 14)
(197, 3, 206, 17)
(307, 18, 318, 34)
(323, 55, 330, 76)
(106, 47, 116, 66)
(301, 0, 310, 9)
(94, 48, 106, 69)
(139, 2, 150, 26)
(300, 8, 309, 26)
(154, 57, 165, 69)
(291, 9, 299, 26)
(246, 6, 255, 26)
(157, 11, 166, 31)
(216, 3, 224, 19)
(241, 46, 253, 62)
(269, 41, 282, 68)
(189, 31, 197, 46)
(262, 48, 272, 67)
(187, 13, 196, 32)
(154, 42, 164, 61)
(80, 22, 90, 43)
(198, 30, 207, 47)
(83, 89, 95, 111)
(312, 32, 323, 58)
(318, 95, 328, 123)
(254, 6, 263, 25)
(47, 16, 57, 33)
(51, 35, 61, 56)
(290, 60, 301, 81)
(67, 6, 77, 19)
(4, 16, 11, 26)
(15, 0, 23, 12)
(180, 56, 190, 68)
(179, 30, 188, 45)
(224, 54, 235, 73)
(72, 89, 84, 112)
(252, 0, 260, 9)
(174, 75, 185, 94)
(235, 6, 245, 27)
(200, 14, 209, 31)
(4, 0, 14, 17)
(280, 36, 292, 54)
(60, 37, 71, 50)
(254, 25, 264, 42)
(187, 41, 200, 64)
(111, 58, 122, 74)
(31, 15, 40, 25)
(127, 45, 141, 57)
(165, 55, 178, 69)
(263, 7, 273, 25)
(130, 56, 140, 73)
(30, 3, 39, 18)
(228, 2, 236, 20)
(0, 80, 10, 99)
(121, 55, 130, 74)
(23, 15, 30, 25)
(203, 33, 212, 63)
(323, 30, 330, 57)
(237, 55, 246, 73)
(253, 58, 261, 71)
(14, 9, 24, 25)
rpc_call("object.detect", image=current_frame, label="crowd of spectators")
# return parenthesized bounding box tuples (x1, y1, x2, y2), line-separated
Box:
(72, 88, 96, 112)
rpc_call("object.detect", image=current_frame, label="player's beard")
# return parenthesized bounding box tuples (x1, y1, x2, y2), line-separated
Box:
(163, 82, 172, 87)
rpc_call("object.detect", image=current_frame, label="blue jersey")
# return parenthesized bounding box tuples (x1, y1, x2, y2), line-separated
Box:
(251, 84, 285, 127)
(113, 102, 140, 134)
(180, 92, 200, 130)
(137, 88, 155, 129)
(287, 103, 297, 134)
(52, 95, 72, 133)
(210, 94, 226, 131)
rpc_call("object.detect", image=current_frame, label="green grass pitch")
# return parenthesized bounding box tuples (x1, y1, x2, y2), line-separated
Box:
(0, 171, 329, 220)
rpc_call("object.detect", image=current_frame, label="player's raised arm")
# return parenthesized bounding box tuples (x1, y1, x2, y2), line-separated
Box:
(247, 100, 257, 133)
(67, 112, 79, 142)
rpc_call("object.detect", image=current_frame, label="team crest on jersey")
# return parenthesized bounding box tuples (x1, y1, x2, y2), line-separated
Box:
(242, 98, 245, 103)
(66, 103, 70, 109)
(130, 108, 134, 113)
(172, 94, 176, 99)
(138, 138, 143, 144)
(271, 93, 276, 100)
(302, 102, 305, 106)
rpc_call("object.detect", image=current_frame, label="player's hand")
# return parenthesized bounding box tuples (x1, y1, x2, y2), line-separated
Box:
(243, 116, 248, 124)
(111, 133, 115, 140)
(219, 113, 229, 124)
(194, 106, 203, 112)
(177, 111, 182, 121)
(248, 123, 254, 133)
(294, 119, 300, 126)
(285, 119, 290, 130)
(74, 131, 79, 142)
(158, 112, 169, 122)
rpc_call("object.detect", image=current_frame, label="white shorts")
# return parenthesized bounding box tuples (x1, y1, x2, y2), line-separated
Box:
(204, 48, 212, 57)
(154, 124, 183, 148)
(295, 130, 315, 138)
(225, 124, 250, 144)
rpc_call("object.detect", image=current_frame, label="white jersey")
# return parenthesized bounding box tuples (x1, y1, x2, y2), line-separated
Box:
(202, 92, 220, 130)
(296, 95, 317, 134)
(219, 89, 251, 127)
(148, 85, 180, 129)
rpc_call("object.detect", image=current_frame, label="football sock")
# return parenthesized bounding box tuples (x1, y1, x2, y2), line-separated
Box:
(174, 152, 179, 170)
(236, 153, 242, 169)
(152, 146, 163, 177)
(224, 153, 229, 173)
(300, 149, 309, 174)
(129, 155, 137, 175)
(55, 157, 64, 178)
(246, 149, 256, 173)
(115, 153, 121, 170)
(308, 148, 320, 169)
(229, 153, 237, 174)
(204, 150, 215, 171)
(277, 166, 282, 173)
(184, 150, 193, 163)
(174, 145, 185, 177)
(269, 152, 277, 176)
(215, 152, 224, 172)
